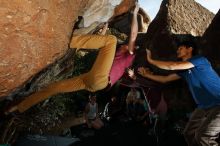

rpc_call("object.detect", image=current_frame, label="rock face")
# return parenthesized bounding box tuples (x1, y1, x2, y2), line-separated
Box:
(143, 0, 214, 59)
(0, 0, 135, 99)
(0, 0, 81, 99)
(202, 9, 220, 65)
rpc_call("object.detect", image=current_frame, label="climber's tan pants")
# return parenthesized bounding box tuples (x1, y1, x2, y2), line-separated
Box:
(17, 35, 117, 112)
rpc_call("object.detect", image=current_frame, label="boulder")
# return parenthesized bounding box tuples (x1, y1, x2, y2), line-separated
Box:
(143, 0, 214, 60)
(0, 0, 83, 99)
(201, 9, 220, 66)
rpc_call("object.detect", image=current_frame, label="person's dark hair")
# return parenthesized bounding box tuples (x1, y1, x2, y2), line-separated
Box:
(177, 41, 198, 56)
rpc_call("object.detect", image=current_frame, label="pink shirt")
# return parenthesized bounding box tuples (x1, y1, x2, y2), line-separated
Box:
(109, 45, 135, 86)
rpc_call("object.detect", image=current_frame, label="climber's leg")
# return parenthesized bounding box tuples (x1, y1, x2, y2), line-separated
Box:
(70, 35, 117, 91)
(11, 75, 85, 113)
(5, 35, 117, 113)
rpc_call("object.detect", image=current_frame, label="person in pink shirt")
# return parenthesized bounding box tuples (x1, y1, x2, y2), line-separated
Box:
(5, 2, 140, 114)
